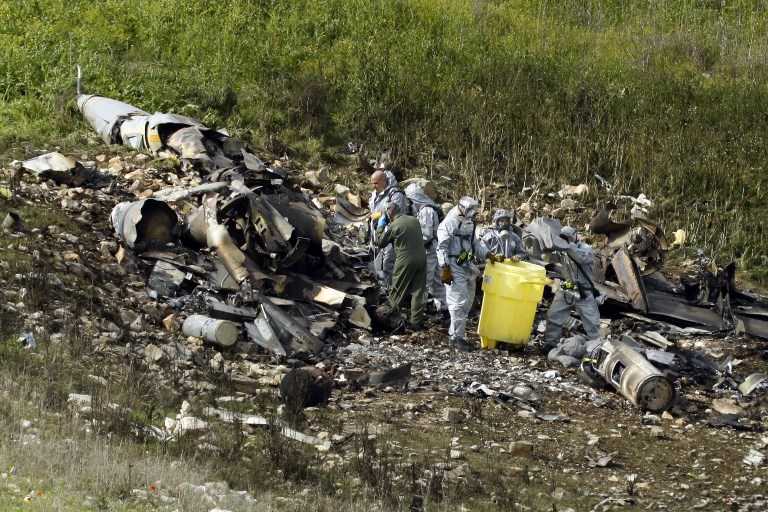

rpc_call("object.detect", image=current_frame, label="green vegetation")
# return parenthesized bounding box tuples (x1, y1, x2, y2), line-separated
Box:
(2, 0, 767, 275)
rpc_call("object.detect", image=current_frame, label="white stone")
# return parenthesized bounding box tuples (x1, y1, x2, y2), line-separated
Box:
(175, 417, 208, 433)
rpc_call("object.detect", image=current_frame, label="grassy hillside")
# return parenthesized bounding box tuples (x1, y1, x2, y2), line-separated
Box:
(2, 0, 767, 277)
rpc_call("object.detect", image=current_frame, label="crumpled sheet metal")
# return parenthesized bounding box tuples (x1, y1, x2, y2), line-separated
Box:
(20, 152, 91, 186)
(589, 208, 629, 237)
(147, 260, 188, 298)
(111, 199, 178, 250)
(269, 197, 327, 244)
(739, 373, 768, 396)
(590, 209, 666, 275)
(152, 181, 229, 203)
(207, 222, 250, 285)
(165, 125, 235, 170)
(250, 196, 294, 247)
(245, 310, 287, 357)
(611, 248, 648, 312)
(77, 92, 236, 171)
(77, 94, 149, 145)
(333, 194, 369, 224)
(206, 298, 323, 356)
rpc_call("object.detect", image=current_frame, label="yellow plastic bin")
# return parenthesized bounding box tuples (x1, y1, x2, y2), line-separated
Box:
(478, 259, 551, 349)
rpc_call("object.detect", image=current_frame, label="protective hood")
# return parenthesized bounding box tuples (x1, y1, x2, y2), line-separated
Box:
(404, 183, 436, 208)
(492, 209, 512, 224)
(384, 170, 398, 189)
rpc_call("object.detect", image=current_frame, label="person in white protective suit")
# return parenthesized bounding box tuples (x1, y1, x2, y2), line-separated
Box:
(542, 226, 602, 351)
(369, 169, 408, 289)
(436, 196, 488, 352)
(404, 183, 447, 312)
(481, 209, 528, 261)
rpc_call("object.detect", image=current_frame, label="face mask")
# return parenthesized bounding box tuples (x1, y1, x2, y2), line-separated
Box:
(457, 219, 474, 236)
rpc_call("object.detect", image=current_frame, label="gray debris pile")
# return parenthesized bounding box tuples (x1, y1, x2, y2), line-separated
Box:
(522, 209, 768, 340)
(514, 187, 768, 417)
(75, 88, 377, 362)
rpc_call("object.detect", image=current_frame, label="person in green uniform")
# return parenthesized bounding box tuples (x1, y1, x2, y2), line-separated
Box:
(375, 202, 427, 329)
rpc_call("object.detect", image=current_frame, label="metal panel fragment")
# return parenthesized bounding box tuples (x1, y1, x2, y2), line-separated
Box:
(588, 340, 675, 412)
(111, 199, 178, 250)
(611, 248, 648, 312)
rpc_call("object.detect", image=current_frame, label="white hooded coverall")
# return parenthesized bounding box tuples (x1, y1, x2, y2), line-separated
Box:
(368, 171, 407, 288)
(436, 206, 487, 341)
(543, 241, 601, 347)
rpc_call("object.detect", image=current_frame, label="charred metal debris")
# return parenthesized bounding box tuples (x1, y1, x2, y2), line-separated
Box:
(75, 86, 374, 361)
(521, 198, 768, 414)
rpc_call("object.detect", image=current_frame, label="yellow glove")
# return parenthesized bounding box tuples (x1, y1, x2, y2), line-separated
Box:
(371, 211, 382, 221)
(441, 265, 454, 285)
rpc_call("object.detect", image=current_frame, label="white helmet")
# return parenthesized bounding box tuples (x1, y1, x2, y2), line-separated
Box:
(560, 226, 577, 243)
(458, 196, 479, 218)
(492, 209, 511, 224)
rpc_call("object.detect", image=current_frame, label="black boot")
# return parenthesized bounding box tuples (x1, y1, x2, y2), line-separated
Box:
(450, 337, 476, 353)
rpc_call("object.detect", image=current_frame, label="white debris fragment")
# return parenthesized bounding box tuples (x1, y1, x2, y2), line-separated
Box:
(743, 449, 765, 467)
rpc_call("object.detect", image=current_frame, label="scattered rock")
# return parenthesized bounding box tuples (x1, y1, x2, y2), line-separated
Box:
(712, 398, 745, 417)
(642, 413, 662, 425)
(108, 157, 125, 173)
(2, 212, 22, 233)
(162, 313, 180, 332)
(144, 344, 165, 363)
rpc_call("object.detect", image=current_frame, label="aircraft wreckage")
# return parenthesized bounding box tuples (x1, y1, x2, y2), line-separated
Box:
(74, 69, 768, 367)
(76, 71, 373, 358)
(522, 211, 768, 340)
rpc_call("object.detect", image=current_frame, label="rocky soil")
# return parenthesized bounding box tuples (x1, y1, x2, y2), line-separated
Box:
(1, 146, 767, 511)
